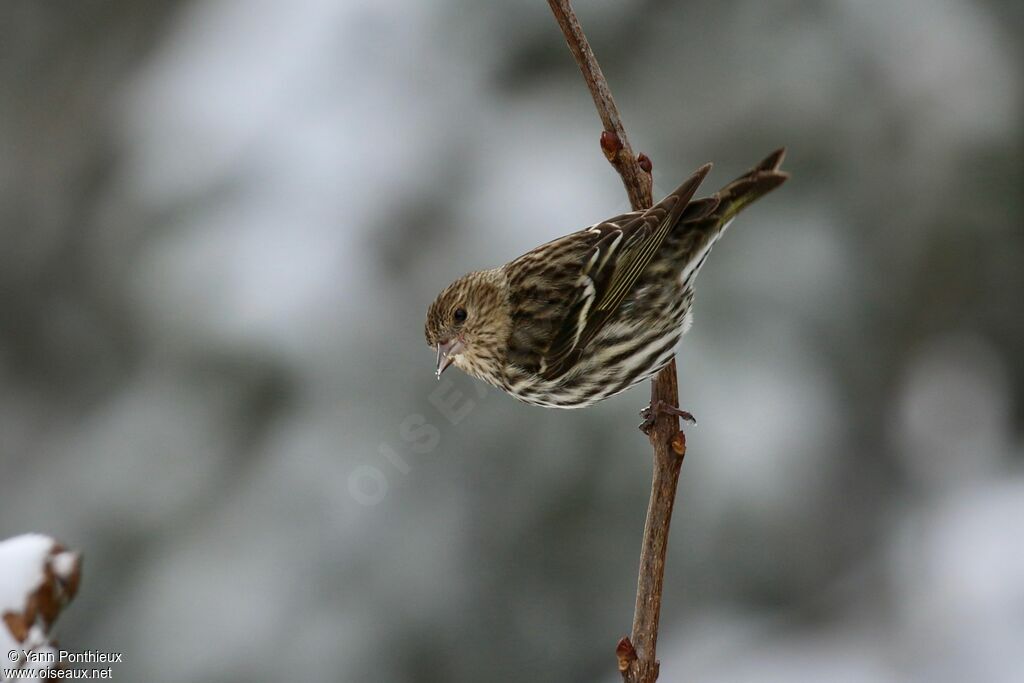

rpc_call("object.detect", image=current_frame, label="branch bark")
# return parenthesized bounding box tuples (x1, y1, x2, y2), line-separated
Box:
(546, 3, 687, 682)
(545, 1, 653, 210)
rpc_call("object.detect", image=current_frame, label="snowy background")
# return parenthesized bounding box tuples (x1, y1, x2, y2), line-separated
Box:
(1, 1, 1022, 682)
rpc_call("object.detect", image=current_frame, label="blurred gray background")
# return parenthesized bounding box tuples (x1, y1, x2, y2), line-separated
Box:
(1, 1, 1022, 681)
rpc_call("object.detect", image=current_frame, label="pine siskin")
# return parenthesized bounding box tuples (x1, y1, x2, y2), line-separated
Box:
(425, 149, 788, 409)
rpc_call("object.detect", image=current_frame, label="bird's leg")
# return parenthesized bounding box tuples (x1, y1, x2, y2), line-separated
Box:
(639, 400, 696, 435)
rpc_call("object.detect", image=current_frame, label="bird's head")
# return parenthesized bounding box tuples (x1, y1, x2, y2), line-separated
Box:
(425, 268, 510, 382)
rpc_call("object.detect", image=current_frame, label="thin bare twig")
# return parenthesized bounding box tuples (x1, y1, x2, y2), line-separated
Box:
(546, 0, 653, 210)
(546, 2, 688, 682)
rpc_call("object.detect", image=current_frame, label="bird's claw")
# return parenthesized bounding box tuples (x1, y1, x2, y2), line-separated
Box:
(639, 400, 696, 435)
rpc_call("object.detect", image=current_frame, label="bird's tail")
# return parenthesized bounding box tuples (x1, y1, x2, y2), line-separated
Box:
(665, 148, 788, 286)
(680, 147, 789, 228)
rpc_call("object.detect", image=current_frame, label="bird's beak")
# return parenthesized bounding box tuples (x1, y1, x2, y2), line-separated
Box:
(435, 338, 465, 378)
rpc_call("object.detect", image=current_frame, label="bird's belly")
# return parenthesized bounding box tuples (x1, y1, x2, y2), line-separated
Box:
(501, 278, 695, 408)
(503, 324, 684, 409)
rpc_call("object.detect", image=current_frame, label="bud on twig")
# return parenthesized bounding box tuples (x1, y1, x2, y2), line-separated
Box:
(600, 130, 622, 161)
(616, 636, 638, 672)
(637, 153, 652, 174)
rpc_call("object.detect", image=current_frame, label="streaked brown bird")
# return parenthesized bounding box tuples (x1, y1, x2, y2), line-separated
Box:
(425, 149, 788, 410)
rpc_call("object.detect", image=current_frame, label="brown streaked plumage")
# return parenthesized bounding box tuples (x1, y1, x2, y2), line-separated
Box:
(425, 149, 788, 408)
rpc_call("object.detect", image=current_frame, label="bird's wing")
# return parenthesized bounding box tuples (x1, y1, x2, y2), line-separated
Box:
(538, 164, 711, 380)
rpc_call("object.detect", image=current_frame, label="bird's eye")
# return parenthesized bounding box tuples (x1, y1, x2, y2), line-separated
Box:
(453, 307, 467, 323)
